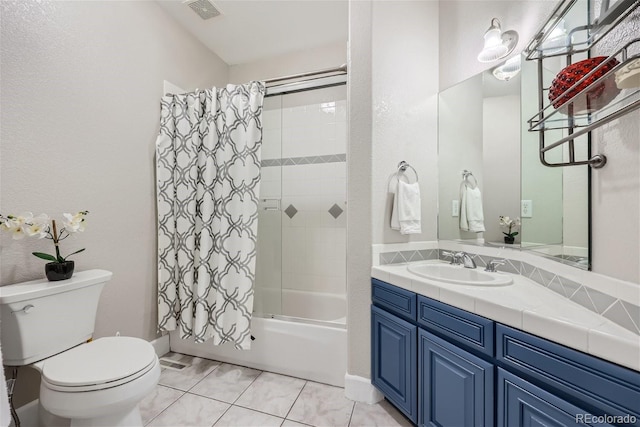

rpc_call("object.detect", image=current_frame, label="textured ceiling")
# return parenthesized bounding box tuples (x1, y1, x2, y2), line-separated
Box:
(155, 0, 348, 66)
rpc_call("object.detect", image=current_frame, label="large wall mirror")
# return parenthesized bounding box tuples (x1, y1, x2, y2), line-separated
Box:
(437, 52, 590, 270)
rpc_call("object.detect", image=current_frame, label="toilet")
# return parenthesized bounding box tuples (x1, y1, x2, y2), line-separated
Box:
(0, 270, 160, 427)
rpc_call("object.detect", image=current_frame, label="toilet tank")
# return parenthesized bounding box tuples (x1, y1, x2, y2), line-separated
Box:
(0, 270, 112, 366)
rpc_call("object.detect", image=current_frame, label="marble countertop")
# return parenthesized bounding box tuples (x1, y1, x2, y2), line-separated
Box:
(372, 260, 640, 373)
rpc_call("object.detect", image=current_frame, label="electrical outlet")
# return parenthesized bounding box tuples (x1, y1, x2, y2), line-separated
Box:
(452, 200, 459, 217)
(521, 200, 533, 218)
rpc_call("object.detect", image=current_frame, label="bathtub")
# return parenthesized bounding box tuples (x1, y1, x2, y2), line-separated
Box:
(169, 290, 347, 386)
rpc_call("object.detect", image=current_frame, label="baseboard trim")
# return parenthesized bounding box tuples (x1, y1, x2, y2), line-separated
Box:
(344, 373, 383, 404)
(150, 334, 170, 357)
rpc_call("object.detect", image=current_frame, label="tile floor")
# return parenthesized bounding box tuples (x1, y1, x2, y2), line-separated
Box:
(140, 352, 412, 427)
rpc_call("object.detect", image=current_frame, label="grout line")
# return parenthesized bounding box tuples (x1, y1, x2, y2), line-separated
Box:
(347, 399, 356, 427)
(283, 380, 308, 422)
(231, 370, 263, 405)
(143, 387, 186, 426)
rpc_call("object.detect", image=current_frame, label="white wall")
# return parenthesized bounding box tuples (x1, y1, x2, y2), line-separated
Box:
(591, 8, 640, 283)
(347, 0, 439, 379)
(0, 1, 229, 345)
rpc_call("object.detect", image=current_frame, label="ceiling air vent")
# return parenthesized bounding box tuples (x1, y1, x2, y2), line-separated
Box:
(184, 0, 221, 20)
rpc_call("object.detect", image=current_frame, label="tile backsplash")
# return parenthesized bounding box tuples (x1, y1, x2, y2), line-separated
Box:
(378, 248, 640, 335)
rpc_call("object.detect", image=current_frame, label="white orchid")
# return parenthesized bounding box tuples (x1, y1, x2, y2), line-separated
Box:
(499, 215, 521, 237)
(0, 211, 89, 263)
(63, 211, 88, 233)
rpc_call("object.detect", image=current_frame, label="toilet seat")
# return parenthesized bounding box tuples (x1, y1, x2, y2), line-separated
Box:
(41, 336, 157, 392)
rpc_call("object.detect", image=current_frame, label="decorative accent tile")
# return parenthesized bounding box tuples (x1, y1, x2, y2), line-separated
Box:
(583, 287, 617, 314)
(547, 276, 566, 297)
(328, 204, 344, 219)
(603, 301, 640, 334)
(502, 259, 522, 275)
(570, 286, 598, 312)
(529, 268, 547, 287)
(538, 269, 556, 286)
(260, 153, 347, 168)
(520, 262, 535, 278)
(380, 253, 396, 265)
(418, 249, 438, 260)
(620, 300, 640, 331)
(284, 204, 298, 219)
(558, 277, 581, 298)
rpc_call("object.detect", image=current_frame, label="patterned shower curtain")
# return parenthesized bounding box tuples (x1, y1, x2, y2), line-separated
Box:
(156, 82, 265, 350)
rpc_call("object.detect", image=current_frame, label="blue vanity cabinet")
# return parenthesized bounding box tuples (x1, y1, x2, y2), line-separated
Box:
(498, 368, 612, 427)
(419, 330, 494, 427)
(371, 278, 640, 427)
(371, 304, 418, 423)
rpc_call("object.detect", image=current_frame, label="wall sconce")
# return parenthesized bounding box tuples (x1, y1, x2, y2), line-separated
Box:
(477, 18, 519, 63)
(492, 55, 521, 81)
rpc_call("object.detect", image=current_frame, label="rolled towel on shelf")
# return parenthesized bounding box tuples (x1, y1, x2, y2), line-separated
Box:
(459, 179, 485, 233)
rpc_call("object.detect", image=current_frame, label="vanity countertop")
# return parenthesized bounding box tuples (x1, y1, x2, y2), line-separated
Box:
(372, 260, 640, 373)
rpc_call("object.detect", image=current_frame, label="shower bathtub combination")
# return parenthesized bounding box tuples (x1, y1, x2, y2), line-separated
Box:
(169, 66, 349, 387)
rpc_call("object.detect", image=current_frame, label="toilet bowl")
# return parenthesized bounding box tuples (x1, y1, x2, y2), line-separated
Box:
(0, 270, 160, 427)
(36, 337, 161, 426)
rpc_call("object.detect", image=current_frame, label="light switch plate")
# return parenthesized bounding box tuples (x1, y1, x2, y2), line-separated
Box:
(521, 200, 533, 218)
(452, 200, 459, 217)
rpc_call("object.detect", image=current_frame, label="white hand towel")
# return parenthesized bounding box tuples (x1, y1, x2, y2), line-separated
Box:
(390, 181, 400, 231)
(397, 181, 422, 234)
(459, 182, 485, 232)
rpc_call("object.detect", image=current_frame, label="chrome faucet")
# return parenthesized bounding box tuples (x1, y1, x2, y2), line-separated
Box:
(485, 258, 506, 272)
(458, 252, 477, 269)
(442, 251, 476, 269)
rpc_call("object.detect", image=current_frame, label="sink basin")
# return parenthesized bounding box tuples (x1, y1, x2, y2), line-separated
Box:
(407, 263, 513, 286)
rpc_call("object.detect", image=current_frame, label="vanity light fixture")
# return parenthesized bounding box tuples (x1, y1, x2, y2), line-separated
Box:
(493, 55, 521, 81)
(477, 18, 519, 63)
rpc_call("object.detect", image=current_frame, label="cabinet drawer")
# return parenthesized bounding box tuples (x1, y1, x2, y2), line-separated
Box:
(497, 324, 640, 424)
(418, 295, 494, 357)
(372, 279, 417, 322)
(498, 368, 612, 427)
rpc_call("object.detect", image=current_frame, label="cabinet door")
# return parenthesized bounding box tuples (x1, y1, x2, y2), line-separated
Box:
(498, 368, 613, 427)
(419, 330, 494, 427)
(371, 305, 417, 423)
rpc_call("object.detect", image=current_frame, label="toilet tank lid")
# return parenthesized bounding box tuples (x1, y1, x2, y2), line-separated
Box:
(0, 270, 113, 304)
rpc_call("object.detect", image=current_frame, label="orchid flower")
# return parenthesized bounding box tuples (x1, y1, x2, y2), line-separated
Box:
(1, 210, 89, 263)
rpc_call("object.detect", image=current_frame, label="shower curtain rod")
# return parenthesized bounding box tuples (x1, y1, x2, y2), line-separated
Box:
(263, 64, 347, 85)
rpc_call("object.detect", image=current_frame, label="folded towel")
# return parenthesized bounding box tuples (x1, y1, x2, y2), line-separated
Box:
(459, 181, 485, 232)
(392, 181, 421, 234)
(391, 182, 401, 231)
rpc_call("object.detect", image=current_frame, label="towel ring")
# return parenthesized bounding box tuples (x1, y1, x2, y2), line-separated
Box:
(462, 169, 478, 187)
(398, 161, 419, 183)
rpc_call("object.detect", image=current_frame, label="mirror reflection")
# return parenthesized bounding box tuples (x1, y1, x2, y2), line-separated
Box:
(437, 53, 590, 269)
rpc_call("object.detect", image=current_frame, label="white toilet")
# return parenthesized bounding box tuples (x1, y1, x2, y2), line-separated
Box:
(0, 270, 160, 427)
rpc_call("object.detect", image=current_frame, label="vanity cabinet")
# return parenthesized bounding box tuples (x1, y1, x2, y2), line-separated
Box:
(371, 279, 640, 427)
(419, 330, 493, 427)
(371, 305, 418, 423)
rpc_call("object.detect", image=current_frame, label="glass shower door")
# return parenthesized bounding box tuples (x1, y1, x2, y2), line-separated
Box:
(253, 96, 283, 317)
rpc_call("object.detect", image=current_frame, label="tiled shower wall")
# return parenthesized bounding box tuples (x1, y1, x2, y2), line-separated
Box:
(255, 87, 347, 316)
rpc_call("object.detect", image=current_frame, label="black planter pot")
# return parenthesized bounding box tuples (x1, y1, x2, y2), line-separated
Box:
(504, 236, 515, 244)
(45, 261, 75, 281)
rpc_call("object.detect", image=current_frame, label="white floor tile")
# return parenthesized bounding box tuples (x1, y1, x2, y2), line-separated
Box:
(140, 385, 184, 425)
(235, 371, 306, 418)
(190, 363, 261, 403)
(146, 393, 229, 427)
(349, 400, 413, 427)
(287, 381, 354, 427)
(214, 406, 283, 427)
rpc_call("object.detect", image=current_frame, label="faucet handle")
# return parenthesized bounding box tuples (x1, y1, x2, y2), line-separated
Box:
(485, 258, 506, 272)
(442, 251, 457, 264)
